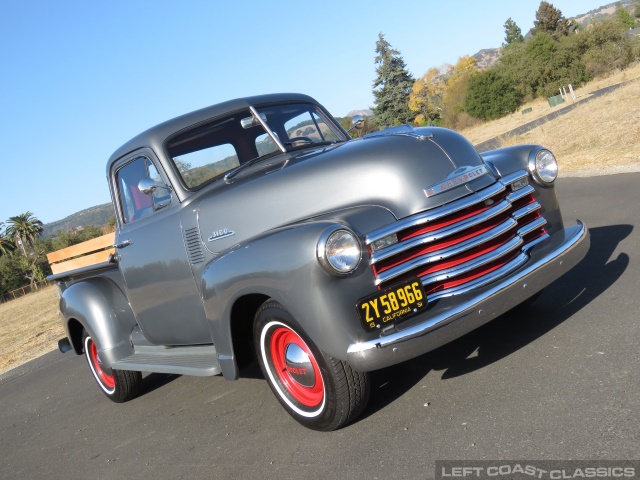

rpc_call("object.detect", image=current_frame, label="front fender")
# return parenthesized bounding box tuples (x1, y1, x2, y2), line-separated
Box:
(482, 144, 564, 235)
(201, 207, 395, 379)
(60, 277, 136, 369)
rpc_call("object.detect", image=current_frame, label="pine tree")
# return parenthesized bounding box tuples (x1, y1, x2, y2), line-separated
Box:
(503, 18, 524, 45)
(533, 1, 570, 37)
(372, 33, 415, 127)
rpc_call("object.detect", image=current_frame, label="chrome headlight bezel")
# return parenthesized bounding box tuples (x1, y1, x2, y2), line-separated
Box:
(528, 148, 558, 186)
(317, 226, 362, 276)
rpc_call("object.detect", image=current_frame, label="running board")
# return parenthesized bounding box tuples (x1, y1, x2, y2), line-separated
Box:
(112, 344, 221, 377)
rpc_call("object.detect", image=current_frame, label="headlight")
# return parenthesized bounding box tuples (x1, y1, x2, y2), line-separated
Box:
(317, 227, 362, 276)
(529, 149, 558, 186)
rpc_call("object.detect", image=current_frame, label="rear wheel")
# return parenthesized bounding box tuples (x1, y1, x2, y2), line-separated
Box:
(254, 300, 369, 431)
(83, 330, 142, 403)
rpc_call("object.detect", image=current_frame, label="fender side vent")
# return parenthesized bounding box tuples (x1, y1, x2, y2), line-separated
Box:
(184, 227, 204, 265)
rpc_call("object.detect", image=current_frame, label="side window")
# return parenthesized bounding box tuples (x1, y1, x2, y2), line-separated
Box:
(116, 156, 169, 224)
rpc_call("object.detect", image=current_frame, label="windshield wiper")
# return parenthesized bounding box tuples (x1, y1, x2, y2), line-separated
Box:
(224, 155, 272, 182)
(282, 140, 337, 147)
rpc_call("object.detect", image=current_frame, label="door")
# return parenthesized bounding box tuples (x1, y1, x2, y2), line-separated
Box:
(112, 151, 211, 345)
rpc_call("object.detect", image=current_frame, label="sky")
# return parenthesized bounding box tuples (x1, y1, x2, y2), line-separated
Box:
(0, 0, 608, 225)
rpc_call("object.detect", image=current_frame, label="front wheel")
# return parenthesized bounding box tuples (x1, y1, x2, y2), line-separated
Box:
(254, 300, 370, 431)
(83, 330, 142, 403)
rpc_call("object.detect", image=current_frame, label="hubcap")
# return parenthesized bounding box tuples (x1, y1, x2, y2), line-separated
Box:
(89, 339, 115, 389)
(284, 343, 315, 388)
(269, 326, 324, 408)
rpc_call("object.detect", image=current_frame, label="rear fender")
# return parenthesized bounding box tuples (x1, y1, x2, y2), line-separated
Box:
(60, 277, 136, 369)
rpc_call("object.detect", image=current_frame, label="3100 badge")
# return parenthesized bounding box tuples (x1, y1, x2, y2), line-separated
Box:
(356, 278, 427, 331)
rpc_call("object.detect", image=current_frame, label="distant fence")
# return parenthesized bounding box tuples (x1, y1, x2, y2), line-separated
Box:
(0, 279, 53, 304)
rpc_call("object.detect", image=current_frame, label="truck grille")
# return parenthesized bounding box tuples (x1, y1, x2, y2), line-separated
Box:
(365, 170, 548, 302)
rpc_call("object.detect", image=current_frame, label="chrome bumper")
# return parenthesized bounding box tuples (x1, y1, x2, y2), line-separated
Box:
(346, 220, 589, 372)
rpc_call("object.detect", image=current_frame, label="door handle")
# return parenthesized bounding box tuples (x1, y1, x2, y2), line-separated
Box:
(114, 240, 133, 249)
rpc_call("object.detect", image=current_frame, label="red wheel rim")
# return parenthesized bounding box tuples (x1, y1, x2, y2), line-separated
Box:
(270, 327, 324, 407)
(89, 340, 115, 389)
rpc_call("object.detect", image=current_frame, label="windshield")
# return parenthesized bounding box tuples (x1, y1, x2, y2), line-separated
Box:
(166, 103, 347, 190)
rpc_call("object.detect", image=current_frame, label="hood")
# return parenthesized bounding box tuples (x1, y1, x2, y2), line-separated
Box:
(196, 126, 496, 253)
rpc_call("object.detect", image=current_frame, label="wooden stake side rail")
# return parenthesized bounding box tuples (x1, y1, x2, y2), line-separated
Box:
(47, 233, 116, 275)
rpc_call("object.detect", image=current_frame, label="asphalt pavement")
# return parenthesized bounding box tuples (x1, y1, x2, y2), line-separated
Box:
(1, 173, 639, 480)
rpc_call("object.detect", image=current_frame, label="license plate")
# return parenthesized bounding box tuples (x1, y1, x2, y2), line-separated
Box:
(356, 278, 427, 331)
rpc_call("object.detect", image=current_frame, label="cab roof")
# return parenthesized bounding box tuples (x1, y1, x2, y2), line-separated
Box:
(107, 93, 318, 166)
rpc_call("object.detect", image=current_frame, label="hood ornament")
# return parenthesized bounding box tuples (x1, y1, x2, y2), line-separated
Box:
(424, 165, 489, 198)
(208, 228, 235, 242)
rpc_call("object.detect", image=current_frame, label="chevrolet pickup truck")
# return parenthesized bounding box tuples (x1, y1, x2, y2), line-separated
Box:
(50, 93, 589, 431)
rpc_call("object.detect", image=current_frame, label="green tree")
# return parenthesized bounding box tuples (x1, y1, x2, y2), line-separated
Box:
(0, 222, 15, 257)
(616, 4, 636, 28)
(533, 1, 571, 37)
(464, 69, 522, 120)
(580, 17, 635, 77)
(499, 31, 588, 99)
(372, 33, 415, 127)
(0, 254, 45, 294)
(5, 212, 43, 257)
(504, 18, 524, 45)
(50, 225, 105, 251)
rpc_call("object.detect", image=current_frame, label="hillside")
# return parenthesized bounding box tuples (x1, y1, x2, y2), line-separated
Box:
(42, 202, 114, 238)
(470, 0, 635, 71)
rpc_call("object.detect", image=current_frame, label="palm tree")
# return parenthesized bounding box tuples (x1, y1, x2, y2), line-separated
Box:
(5, 212, 44, 257)
(0, 222, 15, 256)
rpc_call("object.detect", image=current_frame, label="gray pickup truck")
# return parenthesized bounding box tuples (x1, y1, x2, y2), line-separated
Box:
(51, 93, 589, 431)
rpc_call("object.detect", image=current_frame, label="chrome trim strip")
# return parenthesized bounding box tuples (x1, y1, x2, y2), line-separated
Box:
(368, 172, 533, 247)
(505, 185, 535, 202)
(371, 199, 512, 264)
(512, 202, 541, 220)
(427, 252, 529, 302)
(366, 182, 506, 245)
(406, 223, 548, 301)
(346, 221, 589, 366)
(499, 170, 529, 185)
(372, 184, 537, 264)
(522, 232, 550, 251)
(375, 217, 518, 285)
(420, 235, 523, 287)
(517, 217, 547, 237)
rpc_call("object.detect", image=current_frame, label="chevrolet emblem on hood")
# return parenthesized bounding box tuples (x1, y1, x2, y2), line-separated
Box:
(424, 165, 489, 198)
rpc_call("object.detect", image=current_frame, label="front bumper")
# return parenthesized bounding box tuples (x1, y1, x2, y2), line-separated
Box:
(346, 220, 589, 371)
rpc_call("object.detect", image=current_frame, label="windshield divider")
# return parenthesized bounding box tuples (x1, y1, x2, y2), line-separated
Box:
(249, 106, 287, 154)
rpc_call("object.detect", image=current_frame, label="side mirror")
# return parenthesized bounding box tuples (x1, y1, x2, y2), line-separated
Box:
(347, 115, 365, 133)
(138, 178, 157, 195)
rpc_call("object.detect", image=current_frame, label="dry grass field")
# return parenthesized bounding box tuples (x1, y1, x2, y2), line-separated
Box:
(0, 286, 64, 374)
(459, 64, 640, 176)
(1, 65, 639, 376)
